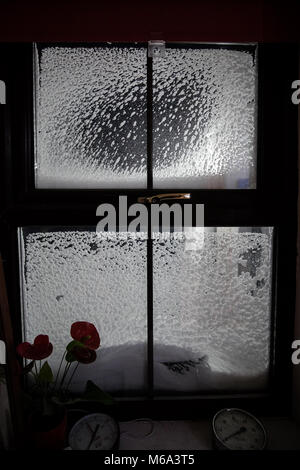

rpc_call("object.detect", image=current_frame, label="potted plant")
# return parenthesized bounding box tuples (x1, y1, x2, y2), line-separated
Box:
(17, 321, 114, 449)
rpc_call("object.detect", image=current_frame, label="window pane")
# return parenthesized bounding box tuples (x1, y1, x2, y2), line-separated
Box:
(153, 46, 257, 189)
(18, 228, 147, 394)
(34, 45, 147, 188)
(153, 228, 273, 392)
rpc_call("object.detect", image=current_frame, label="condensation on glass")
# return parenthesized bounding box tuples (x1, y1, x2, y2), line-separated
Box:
(153, 227, 273, 392)
(153, 46, 257, 189)
(34, 45, 147, 188)
(18, 228, 147, 394)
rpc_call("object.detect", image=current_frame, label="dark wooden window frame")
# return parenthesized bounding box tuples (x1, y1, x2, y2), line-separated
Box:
(0, 43, 298, 439)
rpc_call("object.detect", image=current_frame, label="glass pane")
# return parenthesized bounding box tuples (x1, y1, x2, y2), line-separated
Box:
(153, 46, 257, 189)
(18, 228, 147, 394)
(153, 228, 273, 392)
(34, 45, 147, 188)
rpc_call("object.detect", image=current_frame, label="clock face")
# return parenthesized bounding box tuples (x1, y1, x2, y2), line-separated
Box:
(213, 408, 267, 450)
(69, 413, 119, 450)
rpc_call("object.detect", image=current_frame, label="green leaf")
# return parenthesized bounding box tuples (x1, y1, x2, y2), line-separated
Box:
(38, 361, 53, 384)
(83, 380, 115, 405)
(52, 395, 83, 406)
(66, 340, 84, 352)
(65, 351, 76, 363)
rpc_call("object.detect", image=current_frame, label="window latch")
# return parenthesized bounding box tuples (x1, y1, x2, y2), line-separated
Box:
(148, 40, 166, 59)
(138, 193, 191, 204)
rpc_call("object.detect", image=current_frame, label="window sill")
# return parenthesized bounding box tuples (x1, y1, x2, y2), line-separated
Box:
(118, 417, 300, 450)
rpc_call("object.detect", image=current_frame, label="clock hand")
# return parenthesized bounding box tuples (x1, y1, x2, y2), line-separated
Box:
(223, 426, 247, 442)
(86, 422, 94, 434)
(86, 424, 100, 450)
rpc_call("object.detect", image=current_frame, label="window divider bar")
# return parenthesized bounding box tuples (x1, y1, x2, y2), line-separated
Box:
(269, 226, 278, 387)
(147, 230, 154, 399)
(147, 54, 154, 398)
(147, 55, 153, 190)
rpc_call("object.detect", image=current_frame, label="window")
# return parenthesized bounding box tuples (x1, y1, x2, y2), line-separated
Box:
(34, 44, 256, 189)
(0, 42, 297, 419)
(34, 44, 148, 189)
(19, 226, 273, 395)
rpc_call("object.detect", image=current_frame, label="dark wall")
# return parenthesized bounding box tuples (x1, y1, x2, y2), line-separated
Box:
(0, 0, 299, 43)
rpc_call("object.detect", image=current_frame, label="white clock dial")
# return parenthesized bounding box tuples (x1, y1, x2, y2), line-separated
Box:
(69, 413, 119, 450)
(213, 408, 267, 450)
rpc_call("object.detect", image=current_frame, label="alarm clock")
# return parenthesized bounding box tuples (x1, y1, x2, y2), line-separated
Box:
(212, 408, 267, 450)
(68, 413, 119, 450)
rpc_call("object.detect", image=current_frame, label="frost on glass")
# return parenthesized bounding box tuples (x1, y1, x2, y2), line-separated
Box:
(153, 228, 273, 392)
(34, 46, 147, 188)
(19, 228, 147, 393)
(153, 47, 257, 189)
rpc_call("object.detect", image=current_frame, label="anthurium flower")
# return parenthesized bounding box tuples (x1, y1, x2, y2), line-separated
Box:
(17, 335, 53, 360)
(70, 322, 100, 350)
(72, 346, 97, 364)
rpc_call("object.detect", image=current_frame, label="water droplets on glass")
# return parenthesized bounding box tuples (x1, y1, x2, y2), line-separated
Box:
(34, 45, 147, 188)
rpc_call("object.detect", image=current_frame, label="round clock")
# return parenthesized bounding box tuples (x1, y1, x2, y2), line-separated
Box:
(212, 408, 267, 450)
(68, 413, 119, 450)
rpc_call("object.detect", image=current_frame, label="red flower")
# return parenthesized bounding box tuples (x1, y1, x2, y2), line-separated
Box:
(72, 346, 97, 364)
(17, 335, 53, 360)
(70, 322, 100, 350)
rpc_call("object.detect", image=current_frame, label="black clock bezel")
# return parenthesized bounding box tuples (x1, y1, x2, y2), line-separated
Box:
(212, 408, 267, 451)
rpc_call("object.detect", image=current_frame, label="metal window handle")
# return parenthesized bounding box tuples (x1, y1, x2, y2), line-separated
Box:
(137, 193, 191, 204)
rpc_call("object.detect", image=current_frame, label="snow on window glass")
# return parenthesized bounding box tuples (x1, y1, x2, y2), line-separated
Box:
(153, 47, 257, 189)
(34, 46, 147, 188)
(34, 44, 257, 189)
(19, 227, 272, 394)
(153, 227, 273, 392)
(19, 228, 147, 393)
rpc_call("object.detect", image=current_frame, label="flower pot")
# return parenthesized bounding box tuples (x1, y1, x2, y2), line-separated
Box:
(29, 407, 67, 450)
